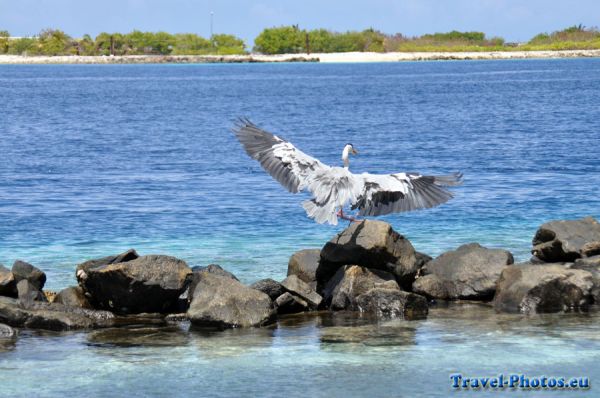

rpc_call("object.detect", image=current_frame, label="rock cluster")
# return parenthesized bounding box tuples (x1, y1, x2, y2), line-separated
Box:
(2, 216, 600, 337)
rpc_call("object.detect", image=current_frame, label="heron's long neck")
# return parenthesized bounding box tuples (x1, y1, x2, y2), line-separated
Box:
(342, 147, 350, 169)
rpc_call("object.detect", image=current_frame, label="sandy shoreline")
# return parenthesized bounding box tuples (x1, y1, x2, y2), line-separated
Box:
(1, 49, 600, 64)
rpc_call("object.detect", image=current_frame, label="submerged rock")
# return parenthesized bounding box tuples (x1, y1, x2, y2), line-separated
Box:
(0, 323, 16, 338)
(323, 265, 400, 310)
(0, 296, 114, 331)
(413, 243, 514, 300)
(12, 260, 46, 291)
(287, 249, 320, 286)
(16, 280, 47, 303)
(318, 220, 419, 290)
(250, 278, 285, 301)
(0, 265, 16, 298)
(187, 272, 274, 329)
(356, 288, 428, 320)
(280, 275, 322, 309)
(54, 286, 92, 309)
(77, 254, 192, 314)
(493, 263, 594, 313)
(275, 292, 309, 314)
(532, 217, 600, 262)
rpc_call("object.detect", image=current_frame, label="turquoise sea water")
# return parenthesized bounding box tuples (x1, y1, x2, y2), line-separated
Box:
(1, 59, 600, 396)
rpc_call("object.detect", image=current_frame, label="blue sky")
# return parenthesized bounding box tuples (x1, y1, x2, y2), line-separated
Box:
(1, 0, 599, 45)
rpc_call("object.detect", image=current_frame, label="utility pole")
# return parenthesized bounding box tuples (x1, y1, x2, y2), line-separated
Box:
(210, 11, 214, 49)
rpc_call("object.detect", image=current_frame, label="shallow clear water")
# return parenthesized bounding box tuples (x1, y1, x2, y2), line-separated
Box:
(1, 60, 600, 396)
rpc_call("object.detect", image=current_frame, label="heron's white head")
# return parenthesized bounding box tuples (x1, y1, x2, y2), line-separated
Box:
(342, 143, 358, 168)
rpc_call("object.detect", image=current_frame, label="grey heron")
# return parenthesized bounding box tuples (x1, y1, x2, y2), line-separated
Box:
(233, 118, 463, 225)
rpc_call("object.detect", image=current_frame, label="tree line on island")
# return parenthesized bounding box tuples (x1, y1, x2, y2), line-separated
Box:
(0, 24, 599, 56)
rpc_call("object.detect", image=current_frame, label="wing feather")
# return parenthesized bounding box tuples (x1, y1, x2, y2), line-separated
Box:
(352, 172, 462, 216)
(232, 118, 329, 193)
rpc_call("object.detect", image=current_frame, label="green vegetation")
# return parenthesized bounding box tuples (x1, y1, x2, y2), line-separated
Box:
(0, 29, 246, 56)
(1, 25, 600, 56)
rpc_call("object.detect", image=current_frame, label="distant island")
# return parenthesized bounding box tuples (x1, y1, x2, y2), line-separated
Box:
(1, 25, 600, 64)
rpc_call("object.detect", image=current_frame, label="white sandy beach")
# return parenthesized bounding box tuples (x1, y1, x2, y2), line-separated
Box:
(1, 49, 600, 64)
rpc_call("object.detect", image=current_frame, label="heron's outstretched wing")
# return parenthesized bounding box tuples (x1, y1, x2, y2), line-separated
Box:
(232, 118, 329, 193)
(351, 172, 463, 216)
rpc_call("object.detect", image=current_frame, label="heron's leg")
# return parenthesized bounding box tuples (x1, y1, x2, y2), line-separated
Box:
(336, 207, 361, 223)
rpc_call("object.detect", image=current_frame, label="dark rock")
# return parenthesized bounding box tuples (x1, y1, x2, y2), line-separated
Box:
(493, 263, 594, 313)
(415, 251, 433, 269)
(317, 220, 419, 290)
(532, 217, 600, 262)
(412, 275, 448, 300)
(571, 255, 600, 302)
(11, 260, 46, 291)
(323, 265, 400, 310)
(275, 292, 309, 314)
(191, 264, 238, 281)
(187, 272, 274, 329)
(16, 280, 47, 303)
(356, 288, 428, 319)
(54, 286, 92, 309)
(0, 323, 16, 338)
(413, 243, 514, 300)
(280, 275, 322, 309)
(0, 265, 16, 298)
(76, 249, 139, 275)
(77, 254, 192, 314)
(287, 249, 320, 285)
(186, 264, 239, 303)
(0, 296, 115, 331)
(250, 278, 285, 301)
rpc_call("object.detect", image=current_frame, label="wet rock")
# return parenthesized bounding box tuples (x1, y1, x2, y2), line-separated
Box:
(187, 272, 274, 329)
(280, 275, 322, 309)
(76, 249, 139, 275)
(413, 274, 448, 300)
(0, 265, 16, 298)
(12, 260, 46, 291)
(0, 296, 114, 331)
(0, 323, 16, 338)
(16, 280, 47, 303)
(571, 255, 600, 302)
(275, 292, 309, 314)
(323, 265, 400, 310)
(287, 249, 320, 285)
(493, 263, 594, 313)
(250, 278, 285, 301)
(532, 217, 600, 262)
(413, 243, 514, 300)
(54, 286, 92, 309)
(77, 255, 192, 314)
(356, 288, 428, 319)
(317, 220, 418, 290)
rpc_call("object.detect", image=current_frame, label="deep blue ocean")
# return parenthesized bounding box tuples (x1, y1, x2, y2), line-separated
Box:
(1, 59, 600, 397)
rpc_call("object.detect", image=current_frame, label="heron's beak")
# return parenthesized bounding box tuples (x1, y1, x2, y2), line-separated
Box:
(352, 148, 358, 155)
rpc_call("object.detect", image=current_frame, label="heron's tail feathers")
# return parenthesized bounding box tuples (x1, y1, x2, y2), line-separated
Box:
(302, 199, 338, 225)
(433, 172, 463, 186)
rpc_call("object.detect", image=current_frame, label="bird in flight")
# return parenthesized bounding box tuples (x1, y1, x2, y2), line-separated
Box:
(233, 118, 462, 225)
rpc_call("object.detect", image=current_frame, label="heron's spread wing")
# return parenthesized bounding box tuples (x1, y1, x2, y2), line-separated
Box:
(233, 118, 329, 193)
(351, 172, 463, 216)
